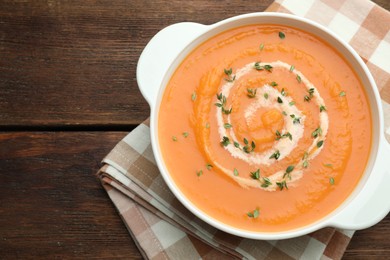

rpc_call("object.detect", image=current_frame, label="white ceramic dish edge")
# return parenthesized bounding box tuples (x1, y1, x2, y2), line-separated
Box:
(137, 12, 390, 240)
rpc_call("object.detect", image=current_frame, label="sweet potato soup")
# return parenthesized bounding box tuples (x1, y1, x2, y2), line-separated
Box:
(158, 24, 372, 232)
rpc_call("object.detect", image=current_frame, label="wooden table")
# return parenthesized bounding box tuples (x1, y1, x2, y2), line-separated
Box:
(1, 1, 389, 259)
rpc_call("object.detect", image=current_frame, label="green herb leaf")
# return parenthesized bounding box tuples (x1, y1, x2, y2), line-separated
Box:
(276, 130, 292, 141)
(216, 93, 233, 114)
(317, 140, 324, 148)
(279, 31, 286, 39)
(296, 74, 302, 83)
(234, 141, 240, 148)
(254, 62, 262, 70)
(304, 88, 314, 102)
(196, 170, 203, 177)
(281, 88, 286, 96)
(261, 177, 272, 188)
(222, 107, 232, 115)
(276, 180, 288, 190)
(182, 132, 189, 138)
(191, 92, 197, 101)
(308, 88, 315, 97)
(277, 96, 283, 103)
(247, 208, 260, 218)
(283, 132, 292, 141)
(223, 68, 236, 82)
(263, 64, 273, 72)
(303, 160, 309, 168)
(269, 150, 281, 160)
(302, 152, 309, 168)
(224, 68, 232, 76)
(283, 165, 294, 179)
(289, 101, 295, 106)
(221, 136, 230, 146)
(275, 130, 282, 140)
(205, 122, 210, 129)
(225, 75, 236, 82)
(254, 63, 273, 72)
(270, 81, 278, 87)
(329, 177, 335, 185)
(264, 93, 269, 99)
(224, 123, 232, 129)
(260, 43, 264, 50)
(243, 146, 251, 153)
(215, 92, 226, 108)
(250, 169, 260, 180)
(290, 65, 295, 72)
(242, 138, 256, 153)
(320, 105, 327, 112)
(206, 163, 213, 170)
(247, 88, 257, 98)
(312, 127, 323, 138)
(233, 168, 239, 176)
(323, 163, 333, 168)
(339, 91, 346, 97)
(286, 165, 294, 173)
(172, 136, 177, 142)
(290, 114, 301, 124)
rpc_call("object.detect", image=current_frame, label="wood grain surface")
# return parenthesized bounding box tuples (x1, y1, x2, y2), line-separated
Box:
(0, 0, 274, 127)
(0, 132, 140, 259)
(0, 0, 389, 259)
(1, 0, 386, 128)
(0, 132, 389, 259)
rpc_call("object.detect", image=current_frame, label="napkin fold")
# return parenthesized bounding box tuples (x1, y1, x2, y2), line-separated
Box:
(98, 0, 390, 259)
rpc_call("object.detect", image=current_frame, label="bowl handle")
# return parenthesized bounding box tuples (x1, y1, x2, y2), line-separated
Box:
(136, 22, 208, 106)
(329, 139, 390, 230)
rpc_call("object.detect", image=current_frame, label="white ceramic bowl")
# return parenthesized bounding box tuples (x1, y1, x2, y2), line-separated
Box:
(137, 13, 390, 240)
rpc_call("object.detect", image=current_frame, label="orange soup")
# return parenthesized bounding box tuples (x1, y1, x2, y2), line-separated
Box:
(158, 24, 372, 232)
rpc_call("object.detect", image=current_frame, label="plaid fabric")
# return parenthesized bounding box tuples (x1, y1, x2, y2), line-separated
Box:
(268, 1, 390, 143)
(98, 0, 390, 259)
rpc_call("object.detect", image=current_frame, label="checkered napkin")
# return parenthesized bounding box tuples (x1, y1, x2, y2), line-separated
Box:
(98, 0, 390, 259)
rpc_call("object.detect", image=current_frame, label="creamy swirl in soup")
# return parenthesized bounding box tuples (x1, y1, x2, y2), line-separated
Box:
(158, 24, 372, 232)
